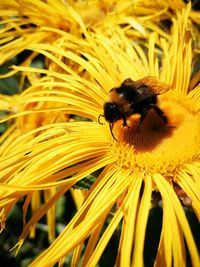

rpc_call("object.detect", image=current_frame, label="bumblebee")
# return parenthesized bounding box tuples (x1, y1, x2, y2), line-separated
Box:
(98, 77, 170, 140)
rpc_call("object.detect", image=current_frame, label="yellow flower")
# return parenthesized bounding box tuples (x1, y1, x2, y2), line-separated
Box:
(0, 0, 137, 66)
(0, 0, 153, 93)
(0, 3, 200, 267)
(2, 0, 198, 69)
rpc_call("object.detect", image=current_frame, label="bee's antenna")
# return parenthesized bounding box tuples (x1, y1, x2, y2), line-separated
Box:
(98, 114, 105, 125)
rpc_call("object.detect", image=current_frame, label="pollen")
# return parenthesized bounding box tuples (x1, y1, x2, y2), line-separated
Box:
(110, 94, 200, 177)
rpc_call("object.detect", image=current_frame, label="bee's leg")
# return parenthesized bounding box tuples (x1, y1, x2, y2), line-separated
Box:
(137, 108, 147, 131)
(122, 116, 129, 127)
(151, 105, 168, 124)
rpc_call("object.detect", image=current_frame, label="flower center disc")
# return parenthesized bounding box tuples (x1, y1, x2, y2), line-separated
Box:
(111, 98, 200, 176)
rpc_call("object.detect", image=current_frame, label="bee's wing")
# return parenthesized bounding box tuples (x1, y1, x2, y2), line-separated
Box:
(134, 76, 171, 95)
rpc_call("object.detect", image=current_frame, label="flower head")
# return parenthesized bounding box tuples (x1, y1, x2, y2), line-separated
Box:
(0, 2, 200, 267)
(2, 0, 199, 69)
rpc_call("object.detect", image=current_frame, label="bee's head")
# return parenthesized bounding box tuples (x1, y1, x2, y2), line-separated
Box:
(103, 102, 122, 123)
